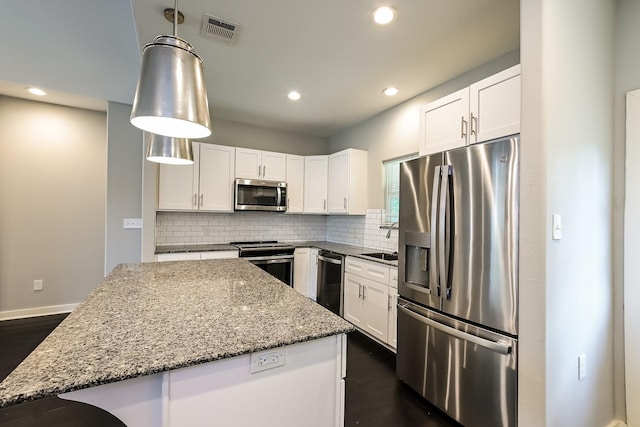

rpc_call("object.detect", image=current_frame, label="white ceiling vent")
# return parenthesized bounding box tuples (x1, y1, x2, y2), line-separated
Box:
(200, 14, 238, 43)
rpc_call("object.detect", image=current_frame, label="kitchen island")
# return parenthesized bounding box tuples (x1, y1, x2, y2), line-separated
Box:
(0, 259, 353, 426)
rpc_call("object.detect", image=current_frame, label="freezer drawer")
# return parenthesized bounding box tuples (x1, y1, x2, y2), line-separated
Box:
(396, 300, 517, 427)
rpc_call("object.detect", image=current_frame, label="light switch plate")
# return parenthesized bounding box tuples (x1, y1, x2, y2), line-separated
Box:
(552, 214, 562, 240)
(123, 218, 143, 229)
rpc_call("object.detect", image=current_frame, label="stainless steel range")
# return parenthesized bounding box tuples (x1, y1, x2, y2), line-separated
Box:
(230, 241, 295, 286)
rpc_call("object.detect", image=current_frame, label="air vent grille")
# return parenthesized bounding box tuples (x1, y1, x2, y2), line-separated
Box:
(201, 14, 238, 43)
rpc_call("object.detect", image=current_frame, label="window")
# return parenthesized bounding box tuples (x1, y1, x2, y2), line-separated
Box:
(384, 154, 418, 224)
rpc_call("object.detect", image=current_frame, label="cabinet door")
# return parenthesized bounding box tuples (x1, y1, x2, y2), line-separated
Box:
(235, 148, 262, 179)
(158, 155, 198, 210)
(469, 64, 521, 144)
(327, 150, 349, 214)
(293, 248, 310, 297)
(286, 155, 305, 213)
(362, 278, 389, 342)
(387, 286, 398, 349)
(261, 151, 287, 181)
(303, 156, 328, 214)
(343, 273, 365, 328)
(198, 143, 235, 212)
(419, 88, 469, 156)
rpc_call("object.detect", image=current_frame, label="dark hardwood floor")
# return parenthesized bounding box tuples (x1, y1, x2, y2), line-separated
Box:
(0, 315, 459, 426)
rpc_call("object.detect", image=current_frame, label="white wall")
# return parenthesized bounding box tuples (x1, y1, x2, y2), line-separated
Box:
(0, 96, 106, 317)
(521, 1, 616, 426)
(615, 0, 640, 423)
(328, 50, 520, 208)
(105, 102, 143, 274)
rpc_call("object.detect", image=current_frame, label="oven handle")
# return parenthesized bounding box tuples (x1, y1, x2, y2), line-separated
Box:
(317, 255, 343, 265)
(245, 255, 294, 263)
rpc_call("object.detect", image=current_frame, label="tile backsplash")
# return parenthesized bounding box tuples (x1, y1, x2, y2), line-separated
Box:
(156, 209, 399, 252)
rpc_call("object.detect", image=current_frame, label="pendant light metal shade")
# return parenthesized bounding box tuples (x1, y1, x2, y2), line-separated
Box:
(131, 35, 212, 139)
(145, 132, 194, 165)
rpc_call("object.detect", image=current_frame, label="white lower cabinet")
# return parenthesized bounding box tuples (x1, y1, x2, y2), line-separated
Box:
(308, 248, 319, 301)
(156, 251, 238, 262)
(344, 257, 397, 348)
(293, 248, 310, 297)
(387, 270, 398, 349)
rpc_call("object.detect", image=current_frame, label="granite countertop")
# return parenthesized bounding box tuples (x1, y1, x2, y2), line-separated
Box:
(0, 259, 353, 407)
(155, 241, 398, 267)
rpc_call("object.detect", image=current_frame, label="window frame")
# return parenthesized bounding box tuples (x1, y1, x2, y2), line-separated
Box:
(383, 153, 418, 224)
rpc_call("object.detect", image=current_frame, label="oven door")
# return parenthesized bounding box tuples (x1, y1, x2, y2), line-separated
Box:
(246, 255, 293, 286)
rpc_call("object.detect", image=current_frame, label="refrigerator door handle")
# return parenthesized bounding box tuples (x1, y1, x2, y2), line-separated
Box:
(438, 165, 451, 298)
(398, 305, 512, 355)
(429, 166, 441, 296)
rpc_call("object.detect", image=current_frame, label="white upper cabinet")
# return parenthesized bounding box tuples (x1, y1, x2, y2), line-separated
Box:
(419, 64, 521, 156)
(158, 142, 235, 212)
(469, 64, 521, 144)
(286, 154, 305, 213)
(328, 148, 368, 215)
(303, 155, 328, 214)
(235, 148, 286, 181)
(419, 88, 470, 155)
(198, 143, 236, 211)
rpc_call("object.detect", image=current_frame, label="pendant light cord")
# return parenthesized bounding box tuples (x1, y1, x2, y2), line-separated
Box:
(173, 0, 178, 37)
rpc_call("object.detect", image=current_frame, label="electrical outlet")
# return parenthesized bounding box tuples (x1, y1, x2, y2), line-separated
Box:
(250, 349, 286, 373)
(552, 214, 562, 240)
(578, 354, 586, 380)
(33, 279, 43, 291)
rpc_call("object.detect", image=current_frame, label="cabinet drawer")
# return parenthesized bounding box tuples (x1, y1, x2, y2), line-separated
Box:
(345, 257, 390, 284)
(156, 252, 201, 262)
(199, 250, 238, 260)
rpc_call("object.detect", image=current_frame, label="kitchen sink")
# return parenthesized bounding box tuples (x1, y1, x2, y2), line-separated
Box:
(361, 252, 398, 261)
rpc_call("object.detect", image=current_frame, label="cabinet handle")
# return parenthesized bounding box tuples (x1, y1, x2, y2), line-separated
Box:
(193, 193, 198, 207)
(344, 197, 347, 210)
(388, 294, 391, 311)
(323, 199, 326, 210)
(263, 165, 266, 177)
(470, 112, 477, 136)
(200, 194, 204, 206)
(461, 116, 468, 139)
(257, 165, 261, 177)
(358, 284, 362, 299)
(362, 286, 366, 300)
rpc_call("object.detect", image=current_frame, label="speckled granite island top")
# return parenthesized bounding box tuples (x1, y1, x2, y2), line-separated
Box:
(0, 259, 354, 407)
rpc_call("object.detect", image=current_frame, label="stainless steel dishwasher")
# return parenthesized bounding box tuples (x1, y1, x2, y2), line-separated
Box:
(316, 250, 344, 316)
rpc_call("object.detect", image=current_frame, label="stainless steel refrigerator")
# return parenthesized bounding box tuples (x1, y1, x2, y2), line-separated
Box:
(396, 136, 519, 427)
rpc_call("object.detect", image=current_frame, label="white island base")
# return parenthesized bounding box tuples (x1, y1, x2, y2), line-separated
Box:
(60, 334, 347, 427)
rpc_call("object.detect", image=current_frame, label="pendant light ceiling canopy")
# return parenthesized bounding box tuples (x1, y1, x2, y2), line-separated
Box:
(130, 1, 212, 139)
(145, 132, 194, 165)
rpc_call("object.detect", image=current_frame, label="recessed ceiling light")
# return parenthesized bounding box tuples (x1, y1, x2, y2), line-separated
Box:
(383, 87, 399, 96)
(27, 87, 47, 96)
(288, 91, 301, 101)
(371, 6, 397, 25)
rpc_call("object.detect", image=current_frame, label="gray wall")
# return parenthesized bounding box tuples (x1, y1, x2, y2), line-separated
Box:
(521, 1, 615, 426)
(614, 0, 640, 422)
(200, 117, 329, 155)
(0, 96, 106, 316)
(328, 50, 520, 209)
(105, 102, 144, 274)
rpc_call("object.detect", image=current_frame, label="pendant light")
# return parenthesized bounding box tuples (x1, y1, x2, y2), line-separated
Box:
(130, 0, 212, 139)
(145, 132, 194, 165)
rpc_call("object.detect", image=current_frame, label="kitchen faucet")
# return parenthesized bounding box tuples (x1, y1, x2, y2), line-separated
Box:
(386, 222, 398, 238)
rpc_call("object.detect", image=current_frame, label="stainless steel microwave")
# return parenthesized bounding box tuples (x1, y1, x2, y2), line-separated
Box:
(234, 179, 287, 212)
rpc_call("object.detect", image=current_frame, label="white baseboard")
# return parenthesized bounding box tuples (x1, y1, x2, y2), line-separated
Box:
(0, 303, 79, 321)
(606, 420, 627, 427)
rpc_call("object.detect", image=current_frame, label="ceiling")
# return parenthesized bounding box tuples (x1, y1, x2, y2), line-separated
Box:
(0, 0, 520, 137)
